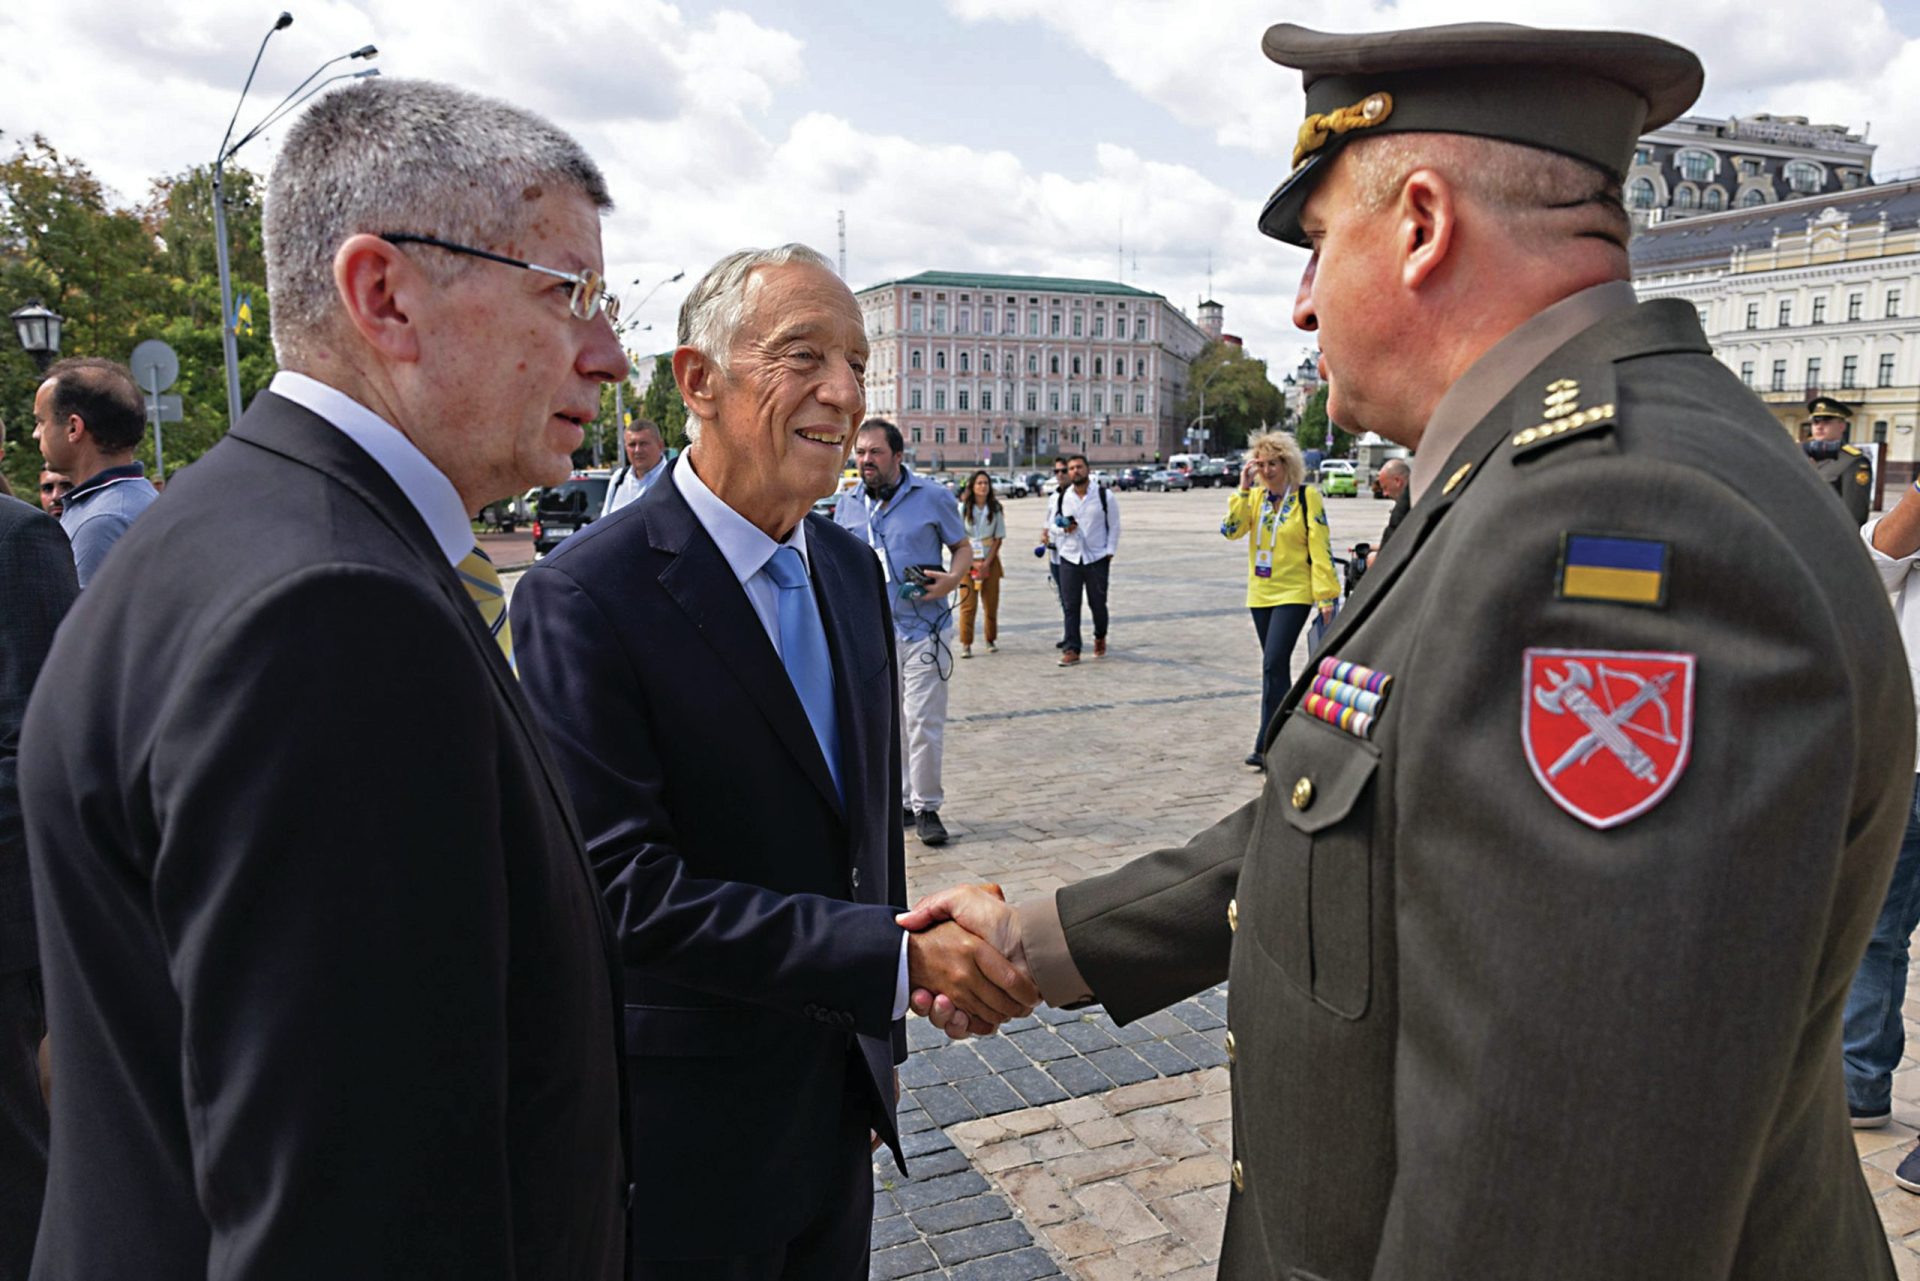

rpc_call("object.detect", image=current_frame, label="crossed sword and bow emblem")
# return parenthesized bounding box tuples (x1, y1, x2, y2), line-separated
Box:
(1533, 659, 1680, 784)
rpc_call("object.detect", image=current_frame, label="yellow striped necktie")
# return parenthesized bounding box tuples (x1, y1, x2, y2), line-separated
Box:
(457, 545, 514, 672)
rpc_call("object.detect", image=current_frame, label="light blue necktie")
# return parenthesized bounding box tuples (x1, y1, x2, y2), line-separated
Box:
(763, 547, 843, 801)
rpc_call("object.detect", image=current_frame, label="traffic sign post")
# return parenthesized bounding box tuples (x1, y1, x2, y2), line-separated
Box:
(130, 339, 180, 483)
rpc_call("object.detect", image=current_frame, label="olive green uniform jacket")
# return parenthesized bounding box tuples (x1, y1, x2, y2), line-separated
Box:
(1814, 444, 1875, 526)
(1022, 292, 1912, 1280)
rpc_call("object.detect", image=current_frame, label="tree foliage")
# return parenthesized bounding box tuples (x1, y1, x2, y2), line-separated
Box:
(1292, 384, 1353, 458)
(0, 134, 272, 496)
(1177, 341, 1285, 452)
(640, 353, 689, 449)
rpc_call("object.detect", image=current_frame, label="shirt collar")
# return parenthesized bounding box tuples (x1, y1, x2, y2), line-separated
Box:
(672, 451, 810, 586)
(63, 461, 147, 505)
(269, 371, 475, 567)
(1408, 280, 1640, 503)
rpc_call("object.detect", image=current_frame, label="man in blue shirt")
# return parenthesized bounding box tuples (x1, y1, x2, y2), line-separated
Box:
(600, 417, 668, 516)
(835, 419, 971, 845)
(32, 358, 159, 587)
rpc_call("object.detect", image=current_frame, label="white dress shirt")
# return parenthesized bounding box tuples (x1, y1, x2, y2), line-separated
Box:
(602, 456, 668, 517)
(1053, 482, 1121, 563)
(268, 371, 473, 568)
(1864, 512, 1920, 766)
(673, 456, 911, 1014)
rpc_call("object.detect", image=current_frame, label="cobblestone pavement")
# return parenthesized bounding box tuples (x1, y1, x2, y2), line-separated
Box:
(516, 486, 1920, 1278)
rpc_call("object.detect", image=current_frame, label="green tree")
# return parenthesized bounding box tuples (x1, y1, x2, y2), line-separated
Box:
(1178, 342, 1285, 451)
(640, 353, 688, 448)
(1293, 384, 1353, 458)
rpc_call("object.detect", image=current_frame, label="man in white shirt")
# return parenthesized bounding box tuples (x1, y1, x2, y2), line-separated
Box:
(1051, 452, 1121, 666)
(601, 417, 667, 516)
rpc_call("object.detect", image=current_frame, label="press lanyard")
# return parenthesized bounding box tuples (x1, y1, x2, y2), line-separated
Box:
(1255, 486, 1294, 552)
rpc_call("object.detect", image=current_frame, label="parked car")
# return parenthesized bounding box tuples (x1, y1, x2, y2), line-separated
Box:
(1022, 472, 1049, 497)
(1191, 460, 1230, 489)
(997, 473, 1030, 498)
(1145, 469, 1191, 493)
(1319, 459, 1358, 498)
(1113, 467, 1149, 491)
(531, 470, 612, 555)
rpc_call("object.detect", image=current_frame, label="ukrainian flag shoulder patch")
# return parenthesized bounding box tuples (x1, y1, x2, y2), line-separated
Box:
(1557, 533, 1668, 608)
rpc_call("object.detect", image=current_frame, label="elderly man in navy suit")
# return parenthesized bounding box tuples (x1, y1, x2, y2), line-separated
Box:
(511, 243, 1036, 1280)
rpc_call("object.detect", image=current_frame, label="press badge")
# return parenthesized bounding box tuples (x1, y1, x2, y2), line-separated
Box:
(872, 541, 892, 582)
(1254, 549, 1273, 578)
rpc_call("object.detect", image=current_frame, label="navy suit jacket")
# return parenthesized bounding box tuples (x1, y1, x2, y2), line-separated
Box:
(512, 460, 909, 1259)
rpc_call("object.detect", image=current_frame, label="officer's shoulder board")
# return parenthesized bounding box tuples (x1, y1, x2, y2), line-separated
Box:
(1509, 361, 1618, 464)
(1842, 444, 1864, 458)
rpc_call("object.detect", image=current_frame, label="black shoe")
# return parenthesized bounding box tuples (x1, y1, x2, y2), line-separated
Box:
(1851, 1102, 1892, 1130)
(1054, 639, 1067, 650)
(916, 810, 949, 846)
(1897, 1144, 1920, 1193)
(1244, 752, 1264, 771)
(902, 805, 916, 829)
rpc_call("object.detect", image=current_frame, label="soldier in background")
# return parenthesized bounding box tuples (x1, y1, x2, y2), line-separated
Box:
(1805, 395, 1873, 525)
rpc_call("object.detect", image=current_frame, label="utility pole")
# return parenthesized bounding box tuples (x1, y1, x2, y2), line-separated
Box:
(838, 210, 847, 278)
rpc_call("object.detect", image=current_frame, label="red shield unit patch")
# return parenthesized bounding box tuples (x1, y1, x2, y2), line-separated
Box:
(1521, 648, 1695, 830)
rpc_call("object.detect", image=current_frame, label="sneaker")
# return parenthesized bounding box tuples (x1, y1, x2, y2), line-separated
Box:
(916, 810, 949, 846)
(1851, 1103, 1892, 1130)
(902, 805, 916, 829)
(1244, 752, 1265, 771)
(1897, 1144, 1920, 1194)
(960, 645, 972, 659)
(1058, 651, 1080, 667)
(987, 641, 998, 653)
(1093, 637, 1107, 658)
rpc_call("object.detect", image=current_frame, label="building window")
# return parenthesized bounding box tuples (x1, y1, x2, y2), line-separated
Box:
(1849, 293, 1864, 321)
(958, 390, 971, 410)
(910, 305, 924, 332)
(1785, 161, 1823, 194)
(1805, 356, 1822, 390)
(1881, 353, 1898, 387)
(981, 353, 992, 372)
(934, 305, 948, 333)
(1072, 313, 1084, 337)
(1739, 157, 1763, 177)
(1778, 300, 1792, 327)
(1738, 188, 1767, 209)
(1071, 356, 1083, 375)
(1092, 427, 1102, 444)
(1771, 360, 1787, 391)
(910, 389, 923, 410)
(935, 426, 946, 444)
(1027, 311, 1041, 336)
(911, 426, 922, 443)
(1677, 149, 1714, 182)
(935, 351, 947, 371)
(1812, 297, 1826, 324)
(981, 311, 994, 335)
(1673, 184, 1696, 211)
(1634, 146, 1654, 165)
(1050, 314, 1062, 336)
(958, 308, 971, 334)
(1093, 316, 1106, 338)
(1842, 355, 1859, 388)
(1629, 178, 1656, 209)
(933, 389, 947, 410)
(959, 351, 970, 373)
(1049, 355, 1061, 374)
(958, 426, 969, 443)
(1739, 360, 1755, 387)
(1702, 187, 1724, 212)
(1050, 392, 1061, 412)
(1134, 429, 1144, 445)
(1696, 305, 1709, 328)
(1093, 356, 1104, 376)
(1890, 289, 1903, 318)
(981, 390, 992, 411)
(1093, 393, 1104, 413)
(1135, 395, 1146, 413)
(1136, 358, 1146, 377)
(1135, 318, 1148, 339)
(1745, 302, 1759, 329)
(911, 349, 922, 370)
(1027, 353, 1039, 373)
(1875, 421, 1890, 444)
(1026, 391, 1038, 411)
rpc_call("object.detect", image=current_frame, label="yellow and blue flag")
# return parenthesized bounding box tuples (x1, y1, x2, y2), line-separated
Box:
(232, 294, 255, 337)
(1557, 534, 1667, 607)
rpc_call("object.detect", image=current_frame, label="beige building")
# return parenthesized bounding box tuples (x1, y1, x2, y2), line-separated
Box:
(854, 271, 1210, 469)
(1632, 177, 1920, 488)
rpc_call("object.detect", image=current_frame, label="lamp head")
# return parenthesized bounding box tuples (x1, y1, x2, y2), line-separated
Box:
(274, 12, 293, 30)
(352, 44, 378, 59)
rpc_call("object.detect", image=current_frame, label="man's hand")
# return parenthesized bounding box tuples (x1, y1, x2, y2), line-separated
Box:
(898, 884, 1031, 1039)
(925, 570, 967, 599)
(905, 921, 1037, 1032)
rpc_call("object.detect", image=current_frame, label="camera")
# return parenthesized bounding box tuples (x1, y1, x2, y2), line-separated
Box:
(1052, 514, 1076, 531)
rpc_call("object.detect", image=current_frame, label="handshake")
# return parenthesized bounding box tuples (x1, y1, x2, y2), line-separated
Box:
(897, 883, 1037, 1040)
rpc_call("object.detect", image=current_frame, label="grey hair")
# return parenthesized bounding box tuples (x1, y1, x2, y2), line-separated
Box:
(264, 77, 611, 366)
(1343, 133, 1629, 246)
(1246, 429, 1306, 488)
(674, 243, 836, 442)
(1378, 457, 1410, 479)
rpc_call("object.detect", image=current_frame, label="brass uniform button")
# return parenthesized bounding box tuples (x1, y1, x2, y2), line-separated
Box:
(1231, 1159, 1245, 1192)
(1224, 1030, 1237, 1062)
(1227, 898, 1239, 932)
(1291, 776, 1314, 811)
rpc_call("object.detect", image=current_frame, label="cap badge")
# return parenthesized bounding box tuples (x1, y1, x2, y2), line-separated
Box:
(1292, 91, 1395, 170)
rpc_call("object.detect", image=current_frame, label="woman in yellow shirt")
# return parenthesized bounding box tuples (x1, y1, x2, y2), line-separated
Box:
(1221, 430, 1340, 769)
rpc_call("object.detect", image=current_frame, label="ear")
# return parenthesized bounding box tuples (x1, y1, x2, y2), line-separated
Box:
(1396, 168, 1457, 291)
(333, 234, 423, 363)
(673, 345, 721, 432)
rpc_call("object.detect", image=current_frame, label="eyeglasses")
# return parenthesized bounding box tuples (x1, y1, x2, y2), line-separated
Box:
(380, 233, 621, 324)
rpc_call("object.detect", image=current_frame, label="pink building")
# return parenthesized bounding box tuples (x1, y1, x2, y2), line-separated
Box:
(854, 271, 1210, 470)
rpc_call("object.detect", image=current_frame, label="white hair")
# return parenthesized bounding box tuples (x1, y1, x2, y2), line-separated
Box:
(1246, 429, 1306, 488)
(264, 77, 610, 366)
(674, 243, 836, 442)
(1343, 133, 1628, 245)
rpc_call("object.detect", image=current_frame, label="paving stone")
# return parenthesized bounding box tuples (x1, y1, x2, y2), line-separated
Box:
(893, 1170, 993, 1210)
(1006, 1028, 1076, 1062)
(996, 1167, 1076, 1225)
(1053, 1019, 1119, 1054)
(913, 1084, 981, 1127)
(899, 1054, 951, 1090)
(1167, 1000, 1224, 1032)
(1046, 1056, 1115, 1097)
(1035, 1005, 1081, 1026)
(972, 1035, 1032, 1072)
(948, 1248, 1061, 1281)
(925, 1044, 994, 1082)
(929, 1219, 1035, 1266)
(1084, 1047, 1159, 1086)
(907, 1146, 974, 1179)
(869, 1240, 938, 1280)
(1133, 1039, 1202, 1077)
(1074, 1181, 1169, 1246)
(898, 1107, 939, 1136)
(907, 1193, 1014, 1235)
(1094, 1013, 1155, 1045)
(1133, 1010, 1190, 1040)
(906, 1018, 948, 1052)
(1104, 1074, 1201, 1114)
(1163, 1032, 1229, 1069)
(902, 1125, 957, 1159)
(1042, 1217, 1115, 1260)
(871, 1214, 918, 1250)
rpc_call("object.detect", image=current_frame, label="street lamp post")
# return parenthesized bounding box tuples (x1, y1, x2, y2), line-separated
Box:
(605, 271, 683, 463)
(213, 13, 378, 428)
(10, 301, 64, 373)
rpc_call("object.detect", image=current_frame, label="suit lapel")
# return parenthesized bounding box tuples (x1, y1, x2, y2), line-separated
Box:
(648, 481, 844, 814)
(809, 520, 869, 829)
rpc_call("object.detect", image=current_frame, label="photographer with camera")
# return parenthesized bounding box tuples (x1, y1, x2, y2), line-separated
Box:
(1051, 454, 1120, 667)
(834, 420, 971, 846)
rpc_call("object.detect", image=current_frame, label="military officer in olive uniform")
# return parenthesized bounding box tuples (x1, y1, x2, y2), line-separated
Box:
(1806, 395, 1875, 525)
(901, 21, 1913, 1280)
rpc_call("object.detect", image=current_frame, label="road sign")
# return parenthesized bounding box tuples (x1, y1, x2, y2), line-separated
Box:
(129, 339, 179, 393)
(149, 394, 183, 423)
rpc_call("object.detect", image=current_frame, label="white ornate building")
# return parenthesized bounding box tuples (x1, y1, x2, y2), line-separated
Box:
(853, 271, 1210, 469)
(1632, 178, 1920, 487)
(1628, 113, 1876, 226)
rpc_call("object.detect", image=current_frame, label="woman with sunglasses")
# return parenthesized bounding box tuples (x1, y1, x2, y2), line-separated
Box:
(1222, 431, 1339, 769)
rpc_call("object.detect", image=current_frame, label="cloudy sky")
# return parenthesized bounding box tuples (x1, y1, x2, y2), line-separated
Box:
(6, 0, 1920, 372)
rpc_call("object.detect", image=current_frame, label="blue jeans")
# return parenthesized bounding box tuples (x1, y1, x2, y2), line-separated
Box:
(1250, 604, 1312, 754)
(1842, 774, 1920, 1114)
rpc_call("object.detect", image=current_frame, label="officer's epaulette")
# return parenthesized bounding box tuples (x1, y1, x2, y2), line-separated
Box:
(1509, 361, 1619, 462)
(1842, 444, 1863, 456)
